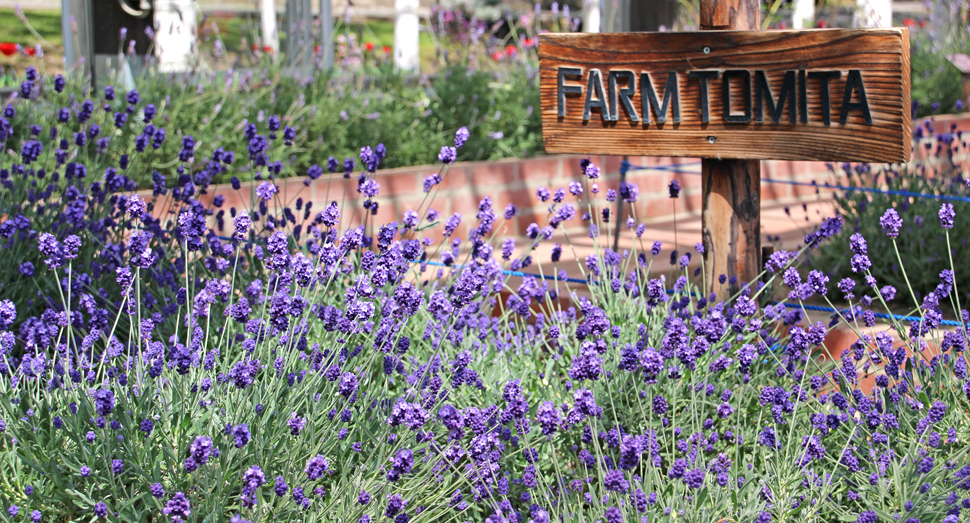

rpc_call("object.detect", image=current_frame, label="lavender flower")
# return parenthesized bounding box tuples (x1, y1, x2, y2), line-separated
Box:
(305, 455, 330, 480)
(880, 208, 902, 238)
(163, 492, 191, 521)
(256, 181, 278, 201)
(939, 203, 955, 229)
(287, 413, 307, 435)
(455, 127, 469, 148)
(669, 180, 681, 198)
(438, 146, 456, 164)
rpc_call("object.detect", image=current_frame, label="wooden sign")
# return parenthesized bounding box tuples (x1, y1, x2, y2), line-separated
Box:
(539, 29, 911, 163)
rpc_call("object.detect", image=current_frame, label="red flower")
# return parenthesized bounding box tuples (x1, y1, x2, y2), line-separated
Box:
(314, 44, 321, 53)
(491, 51, 503, 61)
(0, 42, 16, 56)
(24, 46, 36, 57)
(505, 45, 517, 57)
(383, 45, 392, 54)
(262, 45, 273, 53)
(365, 42, 375, 52)
(523, 37, 536, 48)
(903, 18, 915, 26)
(815, 20, 828, 28)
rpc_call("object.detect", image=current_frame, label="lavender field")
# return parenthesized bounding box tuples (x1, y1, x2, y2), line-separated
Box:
(0, 52, 969, 523)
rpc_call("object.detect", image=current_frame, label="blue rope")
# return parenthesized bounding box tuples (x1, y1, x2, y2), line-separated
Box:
(762, 178, 970, 204)
(426, 259, 965, 328)
(424, 260, 591, 285)
(158, 195, 966, 329)
(620, 159, 700, 176)
(779, 302, 965, 327)
(619, 159, 970, 204)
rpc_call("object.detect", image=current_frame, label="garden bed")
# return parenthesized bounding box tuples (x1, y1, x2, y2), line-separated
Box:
(1, 70, 969, 523)
(175, 154, 834, 241)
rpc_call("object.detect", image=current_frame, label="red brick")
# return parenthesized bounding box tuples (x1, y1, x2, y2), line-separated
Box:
(519, 157, 563, 184)
(631, 171, 672, 195)
(761, 180, 783, 203)
(368, 200, 398, 225)
(438, 166, 470, 190)
(641, 197, 673, 220)
(601, 155, 624, 174)
(471, 160, 520, 187)
(681, 192, 703, 215)
(513, 211, 546, 232)
(443, 192, 478, 216)
(379, 169, 423, 196)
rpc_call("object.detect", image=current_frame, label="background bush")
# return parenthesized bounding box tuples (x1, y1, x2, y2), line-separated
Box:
(810, 160, 970, 308)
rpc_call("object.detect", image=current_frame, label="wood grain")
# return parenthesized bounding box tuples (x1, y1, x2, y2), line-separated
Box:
(700, 0, 761, 294)
(539, 28, 911, 163)
(703, 158, 761, 292)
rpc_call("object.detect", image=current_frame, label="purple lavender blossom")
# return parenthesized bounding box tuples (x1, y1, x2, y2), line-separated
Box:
(455, 127, 469, 148)
(305, 455, 330, 481)
(880, 208, 903, 238)
(164, 492, 191, 521)
(668, 180, 681, 198)
(438, 146, 457, 164)
(939, 203, 955, 229)
(256, 181, 278, 201)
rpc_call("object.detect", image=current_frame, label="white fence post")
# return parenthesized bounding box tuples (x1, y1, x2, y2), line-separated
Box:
(854, 0, 892, 27)
(792, 0, 814, 28)
(394, 0, 420, 73)
(584, 0, 601, 32)
(261, 0, 280, 54)
(155, 0, 197, 71)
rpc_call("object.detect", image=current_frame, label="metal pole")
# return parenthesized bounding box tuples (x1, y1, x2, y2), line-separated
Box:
(320, 0, 333, 69)
(61, 0, 94, 79)
(613, 156, 627, 253)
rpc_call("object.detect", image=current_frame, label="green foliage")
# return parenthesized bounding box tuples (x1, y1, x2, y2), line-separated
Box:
(810, 161, 970, 307)
(0, 8, 61, 48)
(22, 61, 543, 188)
(430, 66, 543, 162)
(911, 31, 967, 118)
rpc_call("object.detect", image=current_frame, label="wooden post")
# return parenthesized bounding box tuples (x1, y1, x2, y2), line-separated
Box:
(285, 0, 314, 68)
(700, 0, 761, 296)
(613, 156, 627, 253)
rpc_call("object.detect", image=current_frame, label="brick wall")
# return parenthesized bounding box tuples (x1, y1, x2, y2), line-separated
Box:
(167, 154, 835, 240)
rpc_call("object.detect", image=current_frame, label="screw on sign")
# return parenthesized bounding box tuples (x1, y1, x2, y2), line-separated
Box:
(537, 0, 910, 295)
